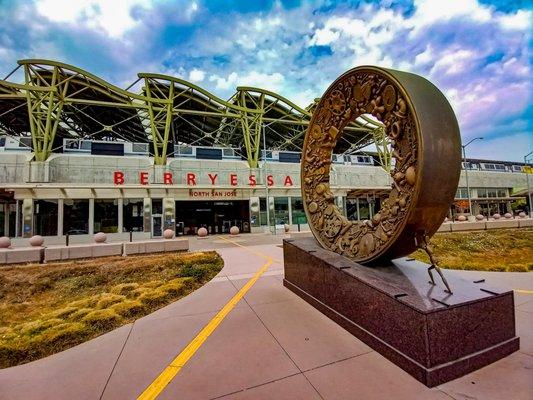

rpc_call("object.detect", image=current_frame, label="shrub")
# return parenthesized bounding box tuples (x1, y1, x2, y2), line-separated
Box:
(30, 277, 53, 294)
(19, 318, 63, 337)
(33, 322, 87, 348)
(129, 287, 150, 298)
(69, 308, 94, 321)
(82, 309, 123, 330)
(0, 343, 29, 369)
(96, 293, 125, 309)
(110, 283, 139, 295)
(138, 288, 171, 307)
(507, 264, 528, 273)
(46, 306, 78, 319)
(143, 280, 164, 288)
(159, 280, 186, 296)
(110, 300, 145, 317)
(179, 263, 211, 280)
(68, 294, 101, 309)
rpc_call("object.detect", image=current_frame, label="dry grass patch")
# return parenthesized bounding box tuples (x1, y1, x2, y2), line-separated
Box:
(0, 251, 223, 368)
(411, 228, 533, 272)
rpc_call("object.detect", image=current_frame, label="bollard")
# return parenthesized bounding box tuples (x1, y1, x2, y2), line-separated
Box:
(66, 234, 69, 247)
(298, 223, 301, 232)
(129, 230, 133, 242)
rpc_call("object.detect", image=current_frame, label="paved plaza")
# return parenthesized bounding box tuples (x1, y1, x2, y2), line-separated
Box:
(0, 233, 531, 400)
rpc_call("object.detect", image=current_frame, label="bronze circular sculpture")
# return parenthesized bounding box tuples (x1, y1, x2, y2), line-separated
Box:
(302, 66, 461, 263)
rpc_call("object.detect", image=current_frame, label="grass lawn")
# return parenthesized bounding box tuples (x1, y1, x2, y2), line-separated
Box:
(411, 228, 533, 272)
(0, 251, 223, 368)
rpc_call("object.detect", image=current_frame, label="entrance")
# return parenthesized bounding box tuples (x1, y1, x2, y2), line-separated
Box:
(176, 200, 250, 235)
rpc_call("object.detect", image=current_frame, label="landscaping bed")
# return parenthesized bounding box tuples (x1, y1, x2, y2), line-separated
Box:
(0, 251, 223, 368)
(411, 228, 532, 272)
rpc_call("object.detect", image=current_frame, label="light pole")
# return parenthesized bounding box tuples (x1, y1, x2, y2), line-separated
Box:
(525, 150, 533, 217)
(262, 127, 272, 233)
(462, 137, 483, 218)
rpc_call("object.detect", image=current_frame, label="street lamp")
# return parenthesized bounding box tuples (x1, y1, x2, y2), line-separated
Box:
(525, 150, 533, 217)
(462, 137, 483, 218)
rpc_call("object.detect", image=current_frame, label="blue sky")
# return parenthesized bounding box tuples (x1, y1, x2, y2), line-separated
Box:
(0, 0, 531, 161)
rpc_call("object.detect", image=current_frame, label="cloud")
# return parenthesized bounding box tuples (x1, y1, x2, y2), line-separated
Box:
(209, 71, 285, 92)
(188, 68, 205, 82)
(0, 0, 531, 161)
(34, 0, 153, 38)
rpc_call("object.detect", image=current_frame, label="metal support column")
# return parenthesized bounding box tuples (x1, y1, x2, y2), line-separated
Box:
(22, 198, 33, 238)
(57, 198, 64, 237)
(143, 198, 152, 233)
(88, 198, 94, 235)
(117, 198, 124, 233)
(288, 196, 293, 226)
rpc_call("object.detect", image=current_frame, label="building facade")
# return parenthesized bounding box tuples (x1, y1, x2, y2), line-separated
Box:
(0, 146, 529, 242)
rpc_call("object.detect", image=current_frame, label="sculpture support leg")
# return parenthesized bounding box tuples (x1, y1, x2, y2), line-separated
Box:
(416, 234, 453, 294)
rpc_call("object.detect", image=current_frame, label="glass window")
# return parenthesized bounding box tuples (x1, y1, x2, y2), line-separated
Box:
(346, 198, 358, 221)
(64, 200, 89, 235)
(498, 188, 507, 198)
(274, 197, 289, 225)
(291, 197, 307, 224)
(487, 188, 498, 198)
(358, 198, 370, 220)
(455, 187, 468, 199)
(249, 197, 261, 227)
(94, 199, 118, 233)
(123, 198, 144, 232)
(34, 200, 58, 236)
(259, 197, 267, 226)
(477, 188, 487, 198)
(152, 199, 163, 215)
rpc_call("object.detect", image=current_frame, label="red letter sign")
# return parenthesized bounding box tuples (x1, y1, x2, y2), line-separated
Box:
(284, 176, 293, 186)
(230, 174, 238, 186)
(163, 172, 173, 184)
(114, 171, 124, 185)
(140, 172, 148, 185)
(187, 173, 196, 185)
(208, 173, 218, 185)
(248, 175, 256, 186)
(267, 175, 274, 187)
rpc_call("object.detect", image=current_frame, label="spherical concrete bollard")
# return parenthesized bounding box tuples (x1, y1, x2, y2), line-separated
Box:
(0, 236, 11, 248)
(230, 226, 240, 235)
(475, 214, 484, 221)
(94, 232, 107, 243)
(284, 224, 290, 233)
(504, 213, 512, 219)
(493, 213, 501, 220)
(198, 227, 208, 237)
(519, 211, 526, 218)
(29, 235, 44, 247)
(457, 215, 467, 222)
(163, 229, 174, 239)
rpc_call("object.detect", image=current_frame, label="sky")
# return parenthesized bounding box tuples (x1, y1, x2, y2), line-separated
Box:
(0, 0, 531, 162)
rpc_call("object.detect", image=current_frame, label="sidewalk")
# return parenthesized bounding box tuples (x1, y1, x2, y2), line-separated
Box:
(0, 234, 531, 399)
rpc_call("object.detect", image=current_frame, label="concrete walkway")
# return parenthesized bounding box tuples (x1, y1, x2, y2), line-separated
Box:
(0, 233, 531, 400)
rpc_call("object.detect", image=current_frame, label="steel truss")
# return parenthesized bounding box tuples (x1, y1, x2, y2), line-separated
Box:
(0, 59, 390, 170)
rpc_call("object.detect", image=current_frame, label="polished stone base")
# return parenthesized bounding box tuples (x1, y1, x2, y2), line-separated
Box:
(283, 238, 519, 387)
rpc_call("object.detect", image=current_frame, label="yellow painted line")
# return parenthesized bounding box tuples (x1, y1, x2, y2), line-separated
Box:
(514, 289, 533, 295)
(137, 243, 273, 400)
(217, 235, 283, 264)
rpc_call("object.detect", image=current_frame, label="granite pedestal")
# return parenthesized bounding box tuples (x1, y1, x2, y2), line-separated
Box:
(283, 238, 519, 387)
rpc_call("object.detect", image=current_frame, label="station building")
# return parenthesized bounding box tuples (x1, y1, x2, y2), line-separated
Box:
(0, 60, 530, 242)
